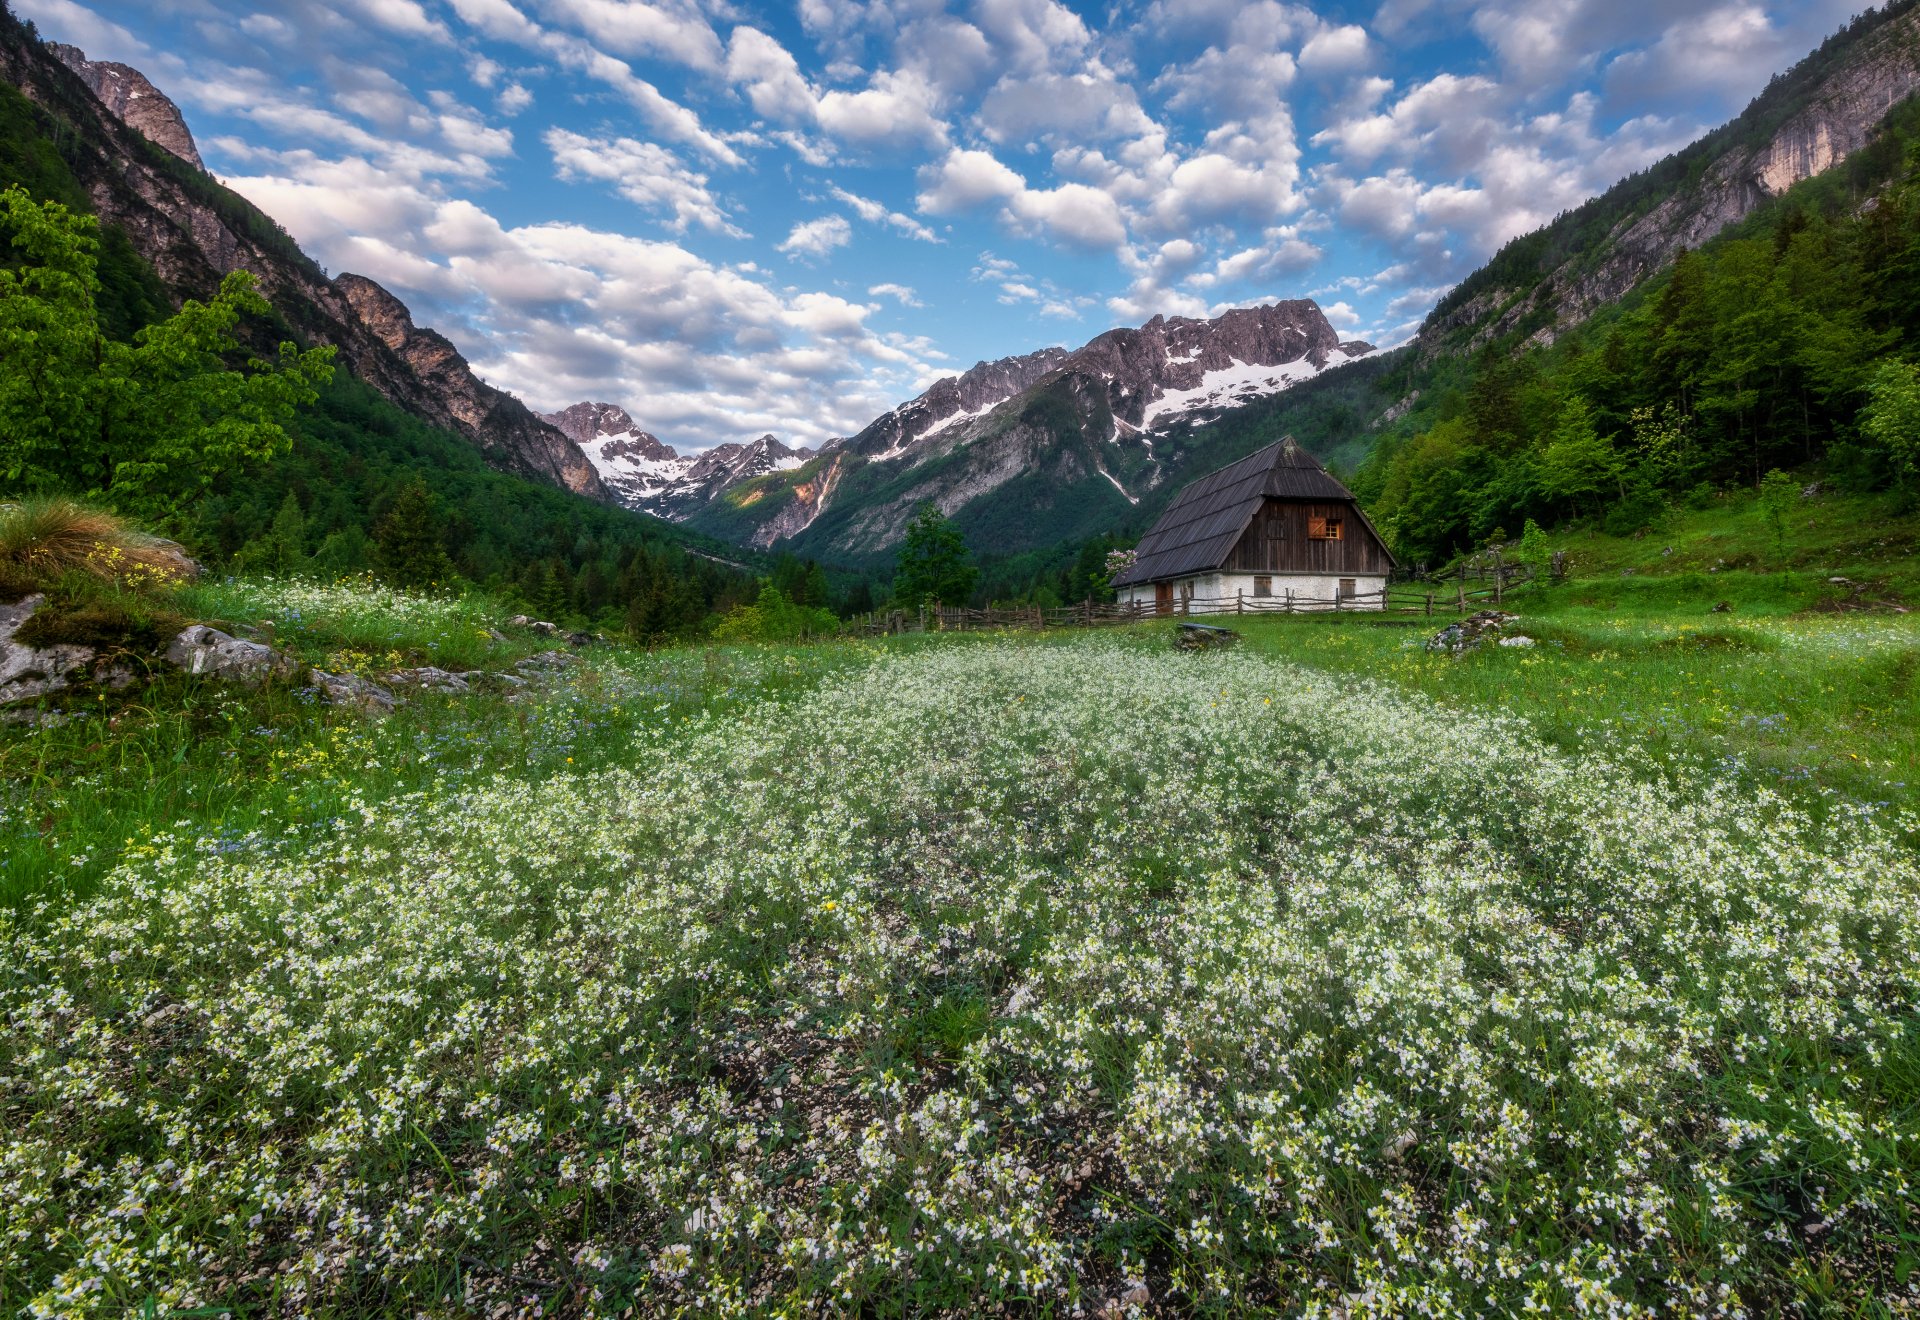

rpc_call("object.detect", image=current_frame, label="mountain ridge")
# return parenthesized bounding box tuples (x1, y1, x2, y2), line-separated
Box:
(0, 16, 611, 503)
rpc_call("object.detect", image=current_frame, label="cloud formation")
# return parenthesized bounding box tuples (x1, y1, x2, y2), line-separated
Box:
(25, 0, 1877, 448)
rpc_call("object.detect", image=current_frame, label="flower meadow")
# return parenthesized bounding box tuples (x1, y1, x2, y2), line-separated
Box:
(3, 640, 1918, 1316)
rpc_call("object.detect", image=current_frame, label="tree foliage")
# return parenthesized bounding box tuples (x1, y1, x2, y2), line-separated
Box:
(892, 502, 977, 607)
(0, 186, 335, 523)
(1354, 124, 1920, 563)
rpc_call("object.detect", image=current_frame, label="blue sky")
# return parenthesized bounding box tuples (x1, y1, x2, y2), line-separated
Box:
(26, 0, 1873, 450)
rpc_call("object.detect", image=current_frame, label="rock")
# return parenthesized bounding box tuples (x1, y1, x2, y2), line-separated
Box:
(514, 649, 577, 672)
(164, 625, 298, 685)
(1829, 576, 1852, 585)
(1661, 546, 1674, 557)
(466, 671, 528, 692)
(508, 615, 563, 637)
(1174, 623, 1239, 651)
(1497, 634, 1536, 647)
(484, 626, 511, 643)
(382, 666, 472, 693)
(0, 707, 73, 727)
(1711, 600, 1733, 613)
(48, 43, 205, 169)
(1381, 1129, 1419, 1161)
(1426, 610, 1518, 654)
(1, 594, 96, 705)
(567, 630, 596, 648)
(310, 670, 397, 715)
(1802, 480, 1825, 498)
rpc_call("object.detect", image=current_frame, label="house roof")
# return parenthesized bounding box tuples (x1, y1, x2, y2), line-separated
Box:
(1111, 436, 1379, 586)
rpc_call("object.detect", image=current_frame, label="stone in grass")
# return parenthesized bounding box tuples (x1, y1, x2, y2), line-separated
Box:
(507, 614, 563, 637)
(514, 649, 578, 672)
(2, 593, 94, 705)
(310, 670, 397, 715)
(1174, 623, 1239, 651)
(1425, 609, 1519, 654)
(465, 670, 528, 692)
(1497, 634, 1536, 647)
(2, 593, 141, 706)
(382, 666, 472, 693)
(165, 624, 299, 685)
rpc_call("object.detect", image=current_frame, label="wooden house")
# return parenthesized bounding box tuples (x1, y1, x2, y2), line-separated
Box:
(1111, 436, 1395, 613)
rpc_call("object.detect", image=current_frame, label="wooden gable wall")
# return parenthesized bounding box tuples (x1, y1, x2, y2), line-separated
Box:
(1225, 499, 1394, 575)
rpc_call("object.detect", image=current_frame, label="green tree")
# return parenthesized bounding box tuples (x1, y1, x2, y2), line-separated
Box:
(234, 489, 309, 575)
(1537, 397, 1621, 515)
(0, 187, 334, 522)
(1516, 517, 1551, 581)
(892, 502, 977, 607)
(1757, 468, 1799, 575)
(372, 478, 456, 590)
(1860, 358, 1920, 498)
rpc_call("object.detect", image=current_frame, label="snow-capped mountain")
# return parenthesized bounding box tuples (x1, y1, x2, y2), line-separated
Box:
(540, 402, 813, 519)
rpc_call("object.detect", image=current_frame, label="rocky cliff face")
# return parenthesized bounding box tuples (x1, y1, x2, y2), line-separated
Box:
(1426, 3, 1920, 350)
(333, 275, 607, 498)
(48, 42, 203, 170)
(846, 348, 1071, 460)
(3, 23, 611, 504)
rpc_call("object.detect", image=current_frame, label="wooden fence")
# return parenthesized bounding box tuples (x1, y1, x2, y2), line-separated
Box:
(850, 566, 1533, 635)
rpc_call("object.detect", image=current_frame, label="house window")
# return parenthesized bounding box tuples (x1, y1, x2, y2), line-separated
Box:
(1308, 516, 1344, 540)
(1339, 578, 1356, 599)
(1253, 576, 1272, 597)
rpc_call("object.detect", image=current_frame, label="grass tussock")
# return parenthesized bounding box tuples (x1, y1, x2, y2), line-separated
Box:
(0, 498, 193, 600)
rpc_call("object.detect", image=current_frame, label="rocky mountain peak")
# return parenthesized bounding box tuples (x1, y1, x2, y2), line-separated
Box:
(543, 401, 644, 444)
(48, 43, 203, 170)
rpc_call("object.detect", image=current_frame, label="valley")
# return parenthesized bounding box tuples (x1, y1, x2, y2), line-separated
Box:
(4, 0, 1920, 1313)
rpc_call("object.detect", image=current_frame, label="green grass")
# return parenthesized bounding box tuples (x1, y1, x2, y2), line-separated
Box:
(0, 576, 887, 912)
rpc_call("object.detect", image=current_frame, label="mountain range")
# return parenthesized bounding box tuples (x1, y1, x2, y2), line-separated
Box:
(9, 0, 1920, 577)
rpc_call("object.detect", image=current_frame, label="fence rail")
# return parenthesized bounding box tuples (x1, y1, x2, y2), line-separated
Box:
(850, 574, 1525, 635)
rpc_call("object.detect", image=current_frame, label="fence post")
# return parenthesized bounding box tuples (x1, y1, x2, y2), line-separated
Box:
(1455, 577, 1465, 613)
(1425, 591, 1433, 617)
(1492, 551, 1503, 606)
(1285, 587, 1294, 614)
(1237, 589, 1244, 615)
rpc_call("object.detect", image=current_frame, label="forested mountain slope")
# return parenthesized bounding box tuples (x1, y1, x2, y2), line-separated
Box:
(0, 4, 754, 627)
(1421, 0, 1920, 352)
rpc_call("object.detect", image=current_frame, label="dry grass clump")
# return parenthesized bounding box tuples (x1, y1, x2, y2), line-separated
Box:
(0, 498, 195, 599)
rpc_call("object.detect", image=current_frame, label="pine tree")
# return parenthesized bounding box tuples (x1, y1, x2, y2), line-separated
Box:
(372, 478, 456, 590)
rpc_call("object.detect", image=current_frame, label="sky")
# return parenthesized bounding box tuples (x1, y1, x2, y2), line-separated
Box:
(23, 0, 1875, 451)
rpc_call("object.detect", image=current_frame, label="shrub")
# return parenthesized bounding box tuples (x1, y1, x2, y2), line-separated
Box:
(0, 497, 191, 598)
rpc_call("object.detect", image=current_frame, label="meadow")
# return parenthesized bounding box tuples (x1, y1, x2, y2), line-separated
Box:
(2, 576, 1917, 1316)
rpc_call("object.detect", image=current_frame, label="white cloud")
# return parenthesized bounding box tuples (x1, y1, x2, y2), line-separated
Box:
(778, 214, 854, 259)
(916, 148, 1027, 212)
(869, 282, 923, 306)
(547, 129, 743, 236)
(535, 0, 723, 71)
(831, 187, 938, 241)
(441, 0, 740, 163)
(1007, 182, 1128, 249)
(1298, 23, 1370, 74)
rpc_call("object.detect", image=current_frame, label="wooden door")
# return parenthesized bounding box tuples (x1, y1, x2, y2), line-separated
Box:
(1155, 582, 1173, 615)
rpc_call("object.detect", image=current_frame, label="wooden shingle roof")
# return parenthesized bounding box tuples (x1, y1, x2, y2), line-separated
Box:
(1112, 437, 1371, 586)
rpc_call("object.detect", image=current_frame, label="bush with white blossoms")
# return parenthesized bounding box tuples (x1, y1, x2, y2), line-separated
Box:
(2, 640, 1917, 1315)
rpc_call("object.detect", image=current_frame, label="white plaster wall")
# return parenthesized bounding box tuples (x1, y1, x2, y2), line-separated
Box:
(1120, 573, 1388, 613)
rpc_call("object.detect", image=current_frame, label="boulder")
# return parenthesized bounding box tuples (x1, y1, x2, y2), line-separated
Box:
(1, 594, 96, 705)
(514, 649, 577, 672)
(1426, 610, 1519, 654)
(1497, 634, 1536, 647)
(508, 615, 563, 637)
(1175, 623, 1239, 651)
(382, 665, 472, 693)
(466, 670, 529, 692)
(310, 670, 397, 715)
(164, 625, 299, 685)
